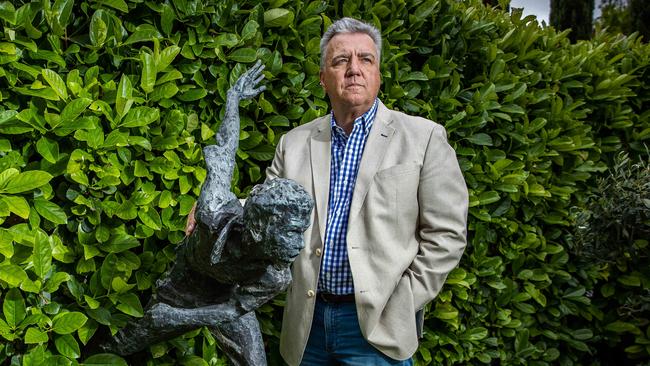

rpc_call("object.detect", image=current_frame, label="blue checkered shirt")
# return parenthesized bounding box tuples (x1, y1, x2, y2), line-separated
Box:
(318, 99, 378, 295)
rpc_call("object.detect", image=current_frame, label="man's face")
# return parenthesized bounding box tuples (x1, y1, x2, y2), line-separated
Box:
(320, 32, 381, 113)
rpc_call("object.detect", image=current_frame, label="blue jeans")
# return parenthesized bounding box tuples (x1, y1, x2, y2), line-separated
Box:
(300, 297, 414, 366)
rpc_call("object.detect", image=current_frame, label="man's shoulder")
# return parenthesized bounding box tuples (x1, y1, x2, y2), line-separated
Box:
(281, 114, 329, 141)
(382, 106, 445, 137)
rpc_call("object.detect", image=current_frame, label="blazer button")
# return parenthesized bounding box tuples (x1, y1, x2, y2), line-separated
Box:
(307, 290, 315, 297)
(315, 248, 322, 256)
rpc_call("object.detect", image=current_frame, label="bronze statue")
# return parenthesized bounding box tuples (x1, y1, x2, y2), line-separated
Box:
(101, 61, 313, 366)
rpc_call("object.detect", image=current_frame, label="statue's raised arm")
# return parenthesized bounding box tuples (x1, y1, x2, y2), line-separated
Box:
(98, 60, 313, 366)
(196, 61, 266, 228)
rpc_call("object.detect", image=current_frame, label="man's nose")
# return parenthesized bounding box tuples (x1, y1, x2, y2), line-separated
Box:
(346, 57, 361, 76)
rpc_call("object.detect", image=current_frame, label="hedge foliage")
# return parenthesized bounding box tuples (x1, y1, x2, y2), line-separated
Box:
(0, 0, 648, 365)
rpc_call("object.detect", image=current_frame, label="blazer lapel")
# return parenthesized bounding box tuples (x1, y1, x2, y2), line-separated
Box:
(310, 117, 332, 244)
(349, 102, 395, 220)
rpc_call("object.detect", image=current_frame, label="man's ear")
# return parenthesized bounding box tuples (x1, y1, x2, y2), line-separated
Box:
(319, 71, 326, 90)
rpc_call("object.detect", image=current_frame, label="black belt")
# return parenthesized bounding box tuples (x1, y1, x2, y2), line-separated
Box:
(318, 292, 355, 303)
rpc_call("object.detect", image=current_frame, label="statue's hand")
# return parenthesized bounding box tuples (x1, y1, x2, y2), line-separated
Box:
(230, 60, 266, 100)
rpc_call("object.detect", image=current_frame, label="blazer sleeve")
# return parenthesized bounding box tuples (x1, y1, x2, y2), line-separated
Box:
(265, 134, 285, 182)
(406, 125, 469, 311)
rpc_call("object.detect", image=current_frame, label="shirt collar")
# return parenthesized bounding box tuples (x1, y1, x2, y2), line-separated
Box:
(330, 99, 379, 138)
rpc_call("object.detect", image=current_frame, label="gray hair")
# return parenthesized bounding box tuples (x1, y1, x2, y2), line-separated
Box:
(320, 17, 382, 70)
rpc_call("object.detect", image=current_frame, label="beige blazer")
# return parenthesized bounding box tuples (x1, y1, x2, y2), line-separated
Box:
(266, 101, 468, 365)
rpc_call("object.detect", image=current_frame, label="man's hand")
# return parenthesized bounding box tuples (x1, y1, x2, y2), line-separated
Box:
(185, 203, 197, 236)
(229, 60, 266, 100)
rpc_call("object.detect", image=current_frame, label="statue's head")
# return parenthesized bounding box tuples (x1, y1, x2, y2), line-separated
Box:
(242, 178, 313, 265)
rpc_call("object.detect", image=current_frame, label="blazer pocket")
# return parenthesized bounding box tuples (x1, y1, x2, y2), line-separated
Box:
(376, 163, 421, 179)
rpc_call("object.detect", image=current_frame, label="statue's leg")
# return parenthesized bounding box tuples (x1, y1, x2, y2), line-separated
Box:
(209, 311, 267, 366)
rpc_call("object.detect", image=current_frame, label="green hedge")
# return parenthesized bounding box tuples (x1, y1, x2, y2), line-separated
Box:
(0, 0, 648, 365)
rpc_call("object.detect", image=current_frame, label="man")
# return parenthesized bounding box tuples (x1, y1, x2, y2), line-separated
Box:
(266, 17, 469, 365)
(104, 62, 313, 366)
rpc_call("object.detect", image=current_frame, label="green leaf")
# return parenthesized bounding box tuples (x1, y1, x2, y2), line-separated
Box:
(213, 33, 239, 48)
(45, 272, 71, 293)
(150, 82, 179, 101)
(432, 303, 458, 320)
(264, 8, 294, 27)
(86, 307, 111, 326)
(24, 327, 49, 344)
(103, 233, 140, 253)
(32, 230, 53, 279)
(601, 283, 615, 297)
(95, 0, 128, 12)
(61, 98, 92, 123)
(0, 229, 13, 258)
(463, 327, 488, 341)
(128, 136, 152, 151)
(618, 274, 641, 286)
(36, 137, 59, 163)
(12, 87, 60, 101)
(246, 145, 276, 161)
(0, 318, 14, 340)
(140, 51, 156, 93)
(0, 264, 28, 287)
(241, 20, 259, 41)
(29, 49, 65, 67)
(84, 294, 100, 309)
(115, 74, 133, 118)
(34, 197, 67, 225)
(605, 321, 641, 334)
(123, 25, 162, 45)
(158, 45, 181, 72)
(1, 195, 30, 218)
(115, 199, 137, 219)
(1, 170, 52, 194)
(89, 10, 108, 47)
(156, 69, 182, 85)
(138, 206, 162, 230)
(21, 345, 47, 366)
(116, 293, 144, 317)
(83, 354, 128, 366)
(229, 48, 257, 63)
(571, 328, 593, 340)
(56, 115, 99, 137)
(78, 319, 98, 345)
(178, 87, 208, 102)
(52, 0, 74, 31)
(181, 356, 209, 366)
(52, 312, 88, 334)
(3, 288, 26, 327)
(42, 69, 68, 100)
(161, 3, 175, 35)
(0, 2, 16, 24)
(0, 42, 16, 54)
(76, 127, 105, 149)
(404, 71, 428, 81)
(55, 333, 81, 358)
(111, 277, 135, 293)
(0, 168, 18, 186)
(467, 133, 493, 146)
(0, 109, 18, 123)
(119, 106, 159, 128)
